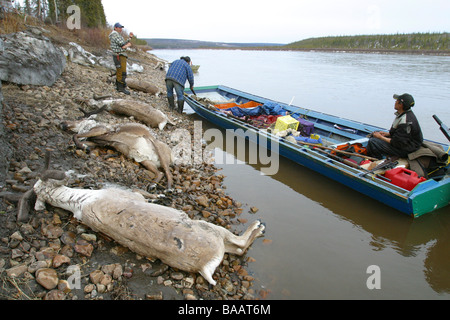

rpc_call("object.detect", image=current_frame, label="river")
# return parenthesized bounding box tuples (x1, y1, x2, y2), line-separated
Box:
(153, 49, 450, 300)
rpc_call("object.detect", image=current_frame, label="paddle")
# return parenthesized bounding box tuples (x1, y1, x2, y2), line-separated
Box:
(295, 141, 379, 161)
(312, 147, 392, 182)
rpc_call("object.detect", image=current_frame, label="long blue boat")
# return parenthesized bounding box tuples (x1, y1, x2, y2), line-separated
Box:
(184, 85, 450, 218)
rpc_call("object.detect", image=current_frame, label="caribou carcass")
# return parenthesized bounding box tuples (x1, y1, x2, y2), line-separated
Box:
(61, 119, 174, 189)
(18, 158, 265, 285)
(126, 79, 160, 95)
(81, 99, 173, 131)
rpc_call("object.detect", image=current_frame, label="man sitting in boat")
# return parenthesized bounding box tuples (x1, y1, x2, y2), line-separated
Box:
(367, 93, 423, 159)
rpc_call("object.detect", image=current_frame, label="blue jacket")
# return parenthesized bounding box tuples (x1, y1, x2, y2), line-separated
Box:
(166, 59, 194, 87)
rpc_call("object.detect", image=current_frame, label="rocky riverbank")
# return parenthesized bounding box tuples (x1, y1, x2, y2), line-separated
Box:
(0, 27, 264, 300)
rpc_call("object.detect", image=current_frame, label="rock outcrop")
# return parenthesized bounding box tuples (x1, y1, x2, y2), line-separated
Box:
(0, 31, 66, 86)
(65, 42, 144, 73)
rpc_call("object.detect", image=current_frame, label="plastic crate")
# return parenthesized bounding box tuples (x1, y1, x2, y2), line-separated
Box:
(274, 115, 299, 132)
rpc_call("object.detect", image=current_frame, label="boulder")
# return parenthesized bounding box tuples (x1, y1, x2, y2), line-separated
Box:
(67, 42, 98, 67)
(66, 42, 143, 73)
(0, 31, 66, 86)
(67, 42, 114, 70)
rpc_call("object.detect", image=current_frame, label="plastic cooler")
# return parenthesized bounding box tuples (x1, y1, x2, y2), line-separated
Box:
(384, 168, 427, 191)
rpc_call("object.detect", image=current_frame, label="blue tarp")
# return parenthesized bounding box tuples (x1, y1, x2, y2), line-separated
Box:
(293, 135, 323, 145)
(228, 102, 288, 117)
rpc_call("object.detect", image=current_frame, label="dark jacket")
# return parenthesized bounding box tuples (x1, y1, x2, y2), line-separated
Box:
(389, 109, 423, 155)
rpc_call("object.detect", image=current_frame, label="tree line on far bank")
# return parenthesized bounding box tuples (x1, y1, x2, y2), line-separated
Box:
(284, 33, 449, 52)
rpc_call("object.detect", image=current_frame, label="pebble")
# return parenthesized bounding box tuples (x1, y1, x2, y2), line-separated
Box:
(81, 233, 97, 242)
(28, 261, 49, 273)
(196, 195, 209, 207)
(90, 270, 104, 284)
(10, 231, 23, 241)
(146, 292, 163, 300)
(36, 268, 59, 290)
(74, 240, 94, 257)
(6, 264, 28, 278)
(171, 272, 184, 281)
(250, 207, 259, 213)
(84, 283, 95, 294)
(11, 248, 24, 259)
(44, 290, 66, 300)
(58, 280, 72, 294)
(52, 254, 71, 268)
(42, 224, 64, 239)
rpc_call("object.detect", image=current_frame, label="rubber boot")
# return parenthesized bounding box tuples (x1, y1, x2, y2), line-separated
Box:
(177, 100, 185, 113)
(168, 96, 176, 110)
(117, 82, 130, 95)
(120, 72, 131, 95)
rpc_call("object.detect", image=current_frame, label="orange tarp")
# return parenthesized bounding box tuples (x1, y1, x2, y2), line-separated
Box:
(215, 101, 262, 110)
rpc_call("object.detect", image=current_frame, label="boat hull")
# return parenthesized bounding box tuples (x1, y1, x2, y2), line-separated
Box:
(185, 85, 450, 218)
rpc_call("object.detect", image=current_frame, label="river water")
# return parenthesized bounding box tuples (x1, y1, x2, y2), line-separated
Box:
(153, 49, 450, 300)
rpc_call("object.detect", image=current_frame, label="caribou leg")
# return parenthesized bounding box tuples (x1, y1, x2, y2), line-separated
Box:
(72, 126, 110, 152)
(140, 160, 164, 184)
(223, 220, 266, 255)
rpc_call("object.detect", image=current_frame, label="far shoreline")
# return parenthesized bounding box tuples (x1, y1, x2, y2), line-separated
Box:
(158, 46, 450, 57)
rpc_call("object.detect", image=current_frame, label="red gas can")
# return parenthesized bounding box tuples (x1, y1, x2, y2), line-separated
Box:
(384, 168, 427, 191)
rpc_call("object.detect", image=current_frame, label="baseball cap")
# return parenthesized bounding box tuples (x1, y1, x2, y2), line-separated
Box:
(181, 56, 191, 63)
(114, 23, 124, 28)
(394, 93, 415, 108)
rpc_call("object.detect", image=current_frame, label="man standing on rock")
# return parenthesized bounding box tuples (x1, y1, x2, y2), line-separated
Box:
(165, 56, 195, 113)
(109, 23, 134, 95)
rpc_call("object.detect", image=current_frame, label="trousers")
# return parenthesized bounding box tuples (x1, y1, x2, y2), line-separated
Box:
(367, 137, 409, 159)
(165, 79, 185, 101)
(113, 54, 127, 84)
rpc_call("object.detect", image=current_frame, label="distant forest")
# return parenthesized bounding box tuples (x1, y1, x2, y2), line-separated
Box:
(144, 33, 449, 54)
(144, 38, 285, 49)
(284, 33, 449, 52)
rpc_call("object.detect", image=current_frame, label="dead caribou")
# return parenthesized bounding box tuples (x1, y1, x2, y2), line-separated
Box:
(61, 119, 174, 189)
(18, 154, 265, 285)
(79, 99, 173, 131)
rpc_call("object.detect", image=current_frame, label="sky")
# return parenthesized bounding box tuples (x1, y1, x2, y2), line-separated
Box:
(102, 0, 450, 44)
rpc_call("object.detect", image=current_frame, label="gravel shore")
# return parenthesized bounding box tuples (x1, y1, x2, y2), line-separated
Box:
(0, 29, 264, 300)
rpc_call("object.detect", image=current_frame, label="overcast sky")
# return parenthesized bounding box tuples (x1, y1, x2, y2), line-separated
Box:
(102, 0, 450, 44)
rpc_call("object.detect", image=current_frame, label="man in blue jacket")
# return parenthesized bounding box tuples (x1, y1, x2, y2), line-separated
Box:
(165, 56, 195, 113)
(367, 93, 423, 159)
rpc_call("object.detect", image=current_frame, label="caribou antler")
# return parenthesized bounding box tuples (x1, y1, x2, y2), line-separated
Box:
(16, 150, 63, 222)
